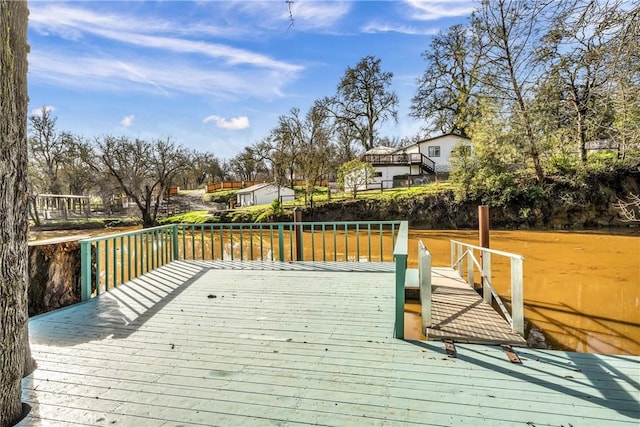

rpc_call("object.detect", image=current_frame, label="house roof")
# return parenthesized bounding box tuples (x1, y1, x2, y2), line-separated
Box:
(364, 146, 397, 155)
(236, 183, 293, 194)
(585, 139, 618, 150)
(400, 133, 471, 151)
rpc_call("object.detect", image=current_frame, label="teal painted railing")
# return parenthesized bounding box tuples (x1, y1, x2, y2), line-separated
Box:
(79, 221, 404, 302)
(392, 221, 409, 339)
(79, 225, 177, 301)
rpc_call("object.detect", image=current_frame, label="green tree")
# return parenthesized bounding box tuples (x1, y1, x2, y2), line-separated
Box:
(0, 1, 36, 424)
(322, 55, 398, 151)
(338, 159, 376, 199)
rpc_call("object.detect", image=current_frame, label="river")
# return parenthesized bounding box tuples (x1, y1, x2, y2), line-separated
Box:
(29, 226, 639, 355)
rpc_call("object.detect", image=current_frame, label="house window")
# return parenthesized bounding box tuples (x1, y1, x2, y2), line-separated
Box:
(428, 146, 440, 157)
(374, 172, 382, 177)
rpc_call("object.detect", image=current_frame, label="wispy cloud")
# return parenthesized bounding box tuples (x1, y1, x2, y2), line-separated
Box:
(203, 115, 250, 130)
(28, 3, 303, 99)
(29, 49, 292, 99)
(290, 1, 352, 30)
(121, 115, 135, 127)
(30, 4, 302, 73)
(404, 0, 475, 21)
(362, 22, 440, 36)
(29, 4, 247, 39)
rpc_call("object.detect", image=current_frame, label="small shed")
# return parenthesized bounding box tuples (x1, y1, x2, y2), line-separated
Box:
(236, 183, 295, 207)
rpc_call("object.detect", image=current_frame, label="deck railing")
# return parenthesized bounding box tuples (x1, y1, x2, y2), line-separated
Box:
(80, 221, 404, 302)
(450, 240, 524, 335)
(392, 221, 409, 339)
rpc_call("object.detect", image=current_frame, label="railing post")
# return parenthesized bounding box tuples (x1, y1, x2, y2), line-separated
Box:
(450, 241, 455, 267)
(419, 245, 432, 329)
(172, 225, 179, 261)
(80, 240, 92, 301)
(293, 207, 303, 261)
(482, 250, 492, 305)
(511, 256, 524, 336)
(467, 250, 474, 288)
(394, 254, 407, 340)
(457, 243, 463, 276)
(278, 224, 285, 262)
(479, 204, 490, 293)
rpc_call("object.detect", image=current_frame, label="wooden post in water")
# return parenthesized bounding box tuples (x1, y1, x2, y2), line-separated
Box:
(479, 205, 492, 304)
(293, 207, 303, 261)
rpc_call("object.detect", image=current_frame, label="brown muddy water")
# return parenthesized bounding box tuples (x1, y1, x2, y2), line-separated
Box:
(30, 226, 639, 355)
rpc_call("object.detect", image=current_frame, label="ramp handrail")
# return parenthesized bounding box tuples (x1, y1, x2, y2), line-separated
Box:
(417, 240, 433, 331)
(450, 240, 524, 336)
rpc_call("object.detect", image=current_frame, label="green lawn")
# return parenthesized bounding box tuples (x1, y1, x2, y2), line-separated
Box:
(163, 182, 458, 224)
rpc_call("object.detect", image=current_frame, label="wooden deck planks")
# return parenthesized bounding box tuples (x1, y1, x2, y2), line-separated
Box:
(21, 261, 639, 426)
(426, 267, 527, 345)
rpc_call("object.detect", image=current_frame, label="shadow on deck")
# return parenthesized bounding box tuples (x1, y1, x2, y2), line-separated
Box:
(21, 261, 640, 426)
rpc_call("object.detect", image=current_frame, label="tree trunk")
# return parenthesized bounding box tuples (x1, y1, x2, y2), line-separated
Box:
(0, 1, 35, 425)
(27, 238, 89, 316)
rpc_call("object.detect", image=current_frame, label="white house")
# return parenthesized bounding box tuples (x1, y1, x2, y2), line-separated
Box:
(362, 134, 472, 189)
(236, 183, 295, 207)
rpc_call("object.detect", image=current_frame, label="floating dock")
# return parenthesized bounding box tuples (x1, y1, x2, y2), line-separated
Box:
(20, 261, 639, 426)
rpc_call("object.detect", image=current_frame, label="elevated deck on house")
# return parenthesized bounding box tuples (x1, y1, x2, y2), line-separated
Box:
(21, 261, 639, 426)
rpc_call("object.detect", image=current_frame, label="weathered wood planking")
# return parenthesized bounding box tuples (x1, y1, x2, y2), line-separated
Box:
(426, 267, 527, 345)
(21, 261, 639, 426)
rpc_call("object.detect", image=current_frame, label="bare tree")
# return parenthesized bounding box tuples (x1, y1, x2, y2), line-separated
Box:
(475, 0, 560, 181)
(255, 110, 304, 187)
(28, 106, 73, 194)
(545, 0, 631, 161)
(338, 159, 376, 199)
(0, 1, 37, 424)
(271, 105, 335, 206)
(615, 193, 640, 222)
(411, 24, 485, 137)
(322, 55, 398, 151)
(230, 147, 266, 181)
(297, 104, 335, 206)
(61, 136, 96, 195)
(179, 150, 222, 189)
(90, 136, 189, 227)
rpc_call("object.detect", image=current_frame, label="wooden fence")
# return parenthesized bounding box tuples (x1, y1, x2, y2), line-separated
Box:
(206, 180, 328, 193)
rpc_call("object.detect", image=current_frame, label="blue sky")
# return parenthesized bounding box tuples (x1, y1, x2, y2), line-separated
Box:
(28, 0, 475, 160)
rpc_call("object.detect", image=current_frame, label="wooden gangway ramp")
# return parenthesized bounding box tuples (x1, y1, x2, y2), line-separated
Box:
(410, 267, 527, 345)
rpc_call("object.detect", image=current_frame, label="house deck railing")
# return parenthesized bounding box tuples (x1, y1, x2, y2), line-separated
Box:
(363, 152, 436, 174)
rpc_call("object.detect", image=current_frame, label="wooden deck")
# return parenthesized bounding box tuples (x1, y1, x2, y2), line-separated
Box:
(21, 261, 640, 426)
(426, 268, 527, 345)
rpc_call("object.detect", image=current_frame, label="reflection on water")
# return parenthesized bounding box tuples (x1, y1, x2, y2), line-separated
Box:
(30, 225, 639, 355)
(405, 301, 426, 341)
(410, 229, 640, 356)
(29, 226, 141, 242)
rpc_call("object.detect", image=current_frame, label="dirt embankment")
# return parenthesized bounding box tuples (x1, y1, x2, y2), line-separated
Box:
(289, 168, 640, 229)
